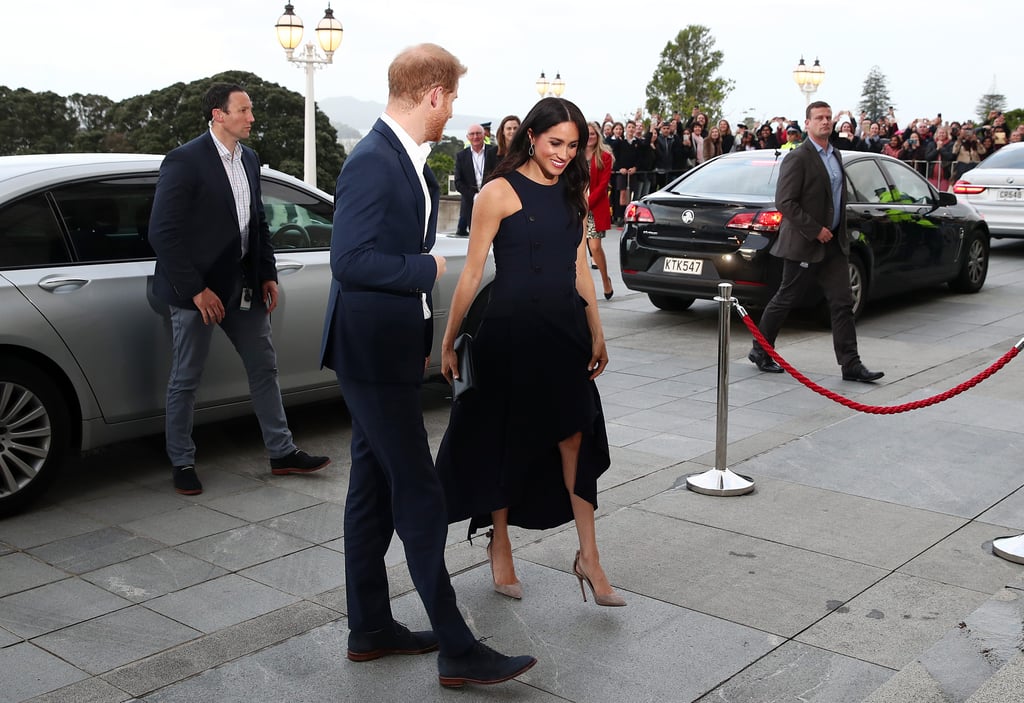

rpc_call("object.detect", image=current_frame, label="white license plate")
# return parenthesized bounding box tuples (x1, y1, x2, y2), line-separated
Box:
(663, 257, 703, 275)
(998, 189, 1022, 200)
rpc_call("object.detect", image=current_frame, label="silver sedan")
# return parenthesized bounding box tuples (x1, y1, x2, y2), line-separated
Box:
(953, 142, 1024, 238)
(0, 154, 494, 515)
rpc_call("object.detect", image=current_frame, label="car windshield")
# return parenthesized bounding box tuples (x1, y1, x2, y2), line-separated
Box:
(666, 154, 784, 197)
(979, 146, 1024, 170)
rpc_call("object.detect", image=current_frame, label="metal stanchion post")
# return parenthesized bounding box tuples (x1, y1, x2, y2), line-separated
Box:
(992, 534, 1024, 564)
(686, 282, 756, 496)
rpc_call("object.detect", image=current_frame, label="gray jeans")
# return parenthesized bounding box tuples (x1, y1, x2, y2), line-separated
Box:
(165, 302, 294, 466)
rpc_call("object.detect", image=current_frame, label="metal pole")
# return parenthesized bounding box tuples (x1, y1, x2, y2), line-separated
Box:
(303, 43, 317, 186)
(685, 282, 755, 496)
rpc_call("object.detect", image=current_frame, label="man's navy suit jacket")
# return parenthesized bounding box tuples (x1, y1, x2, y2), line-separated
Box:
(320, 118, 440, 385)
(148, 132, 277, 309)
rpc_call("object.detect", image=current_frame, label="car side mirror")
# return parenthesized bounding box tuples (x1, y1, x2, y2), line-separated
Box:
(937, 191, 957, 207)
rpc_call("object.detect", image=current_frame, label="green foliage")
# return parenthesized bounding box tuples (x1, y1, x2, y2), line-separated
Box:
(0, 74, 346, 193)
(1003, 108, 1023, 132)
(857, 66, 893, 121)
(0, 87, 78, 155)
(976, 93, 1008, 125)
(428, 136, 464, 194)
(645, 26, 734, 120)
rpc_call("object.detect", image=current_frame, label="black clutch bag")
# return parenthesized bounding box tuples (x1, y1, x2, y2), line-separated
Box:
(452, 333, 476, 400)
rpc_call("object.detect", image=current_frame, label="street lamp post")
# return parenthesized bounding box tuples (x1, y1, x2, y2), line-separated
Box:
(792, 57, 825, 106)
(535, 71, 566, 98)
(275, 3, 343, 186)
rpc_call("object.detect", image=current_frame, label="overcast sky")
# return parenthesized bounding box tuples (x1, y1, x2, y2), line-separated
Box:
(4, 0, 1017, 134)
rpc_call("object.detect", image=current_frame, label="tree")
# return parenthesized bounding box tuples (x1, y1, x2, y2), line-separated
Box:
(0, 87, 78, 155)
(645, 26, 734, 120)
(857, 66, 892, 121)
(429, 135, 465, 195)
(0, 75, 346, 192)
(976, 92, 1007, 125)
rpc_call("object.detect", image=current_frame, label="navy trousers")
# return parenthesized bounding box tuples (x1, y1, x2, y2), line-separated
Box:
(337, 376, 475, 656)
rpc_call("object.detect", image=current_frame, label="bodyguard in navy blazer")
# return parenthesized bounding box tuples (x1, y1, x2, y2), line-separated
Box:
(321, 44, 535, 687)
(149, 83, 328, 496)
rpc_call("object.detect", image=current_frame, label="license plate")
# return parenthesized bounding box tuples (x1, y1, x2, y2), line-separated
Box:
(998, 189, 1021, 200)
(663, 257, 703, 275)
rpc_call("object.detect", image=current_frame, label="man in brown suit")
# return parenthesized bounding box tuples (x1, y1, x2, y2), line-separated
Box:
(748, 100, 884, 383)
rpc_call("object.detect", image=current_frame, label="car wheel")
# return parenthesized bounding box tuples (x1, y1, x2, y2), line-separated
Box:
(0, 358, 70, 517)
(848, 256, 867, 319)
(648, 294, 695, 311)
(949, 231, 989, 294)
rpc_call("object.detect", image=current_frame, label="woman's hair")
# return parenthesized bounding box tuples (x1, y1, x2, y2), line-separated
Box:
(496, 114, 520, 156)
(490, 97, 590, 217)
(587, 121, 613, 170)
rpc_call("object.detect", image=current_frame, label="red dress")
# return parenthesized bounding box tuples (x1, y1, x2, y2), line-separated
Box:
(588, 151, 613, 232)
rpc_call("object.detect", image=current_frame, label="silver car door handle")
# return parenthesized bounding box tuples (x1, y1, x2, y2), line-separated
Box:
(275, 262, 304, 275)
(38, 277, 89, 292)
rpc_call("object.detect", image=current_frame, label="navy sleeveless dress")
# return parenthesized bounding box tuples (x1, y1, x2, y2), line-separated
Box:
(436, 170, 611, 536)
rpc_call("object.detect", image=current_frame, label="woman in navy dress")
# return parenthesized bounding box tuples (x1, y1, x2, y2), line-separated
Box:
(436, 97, 624, 607)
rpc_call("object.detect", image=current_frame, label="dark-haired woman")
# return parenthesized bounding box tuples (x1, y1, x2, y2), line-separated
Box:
(436, 97, 624, 607)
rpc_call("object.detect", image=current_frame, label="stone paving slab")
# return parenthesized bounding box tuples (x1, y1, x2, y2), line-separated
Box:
(174, 524, 312, 572)
(0, 641, 89, 703)
(0, 578, 131, 639)
(518, 506, 889, 638)
(119, 504, 247, 546)
(26, 527, 162, 575)
(0, 552, 69, 597)
(32, 605, 201, 675)
(899, 521, 1024, 594)
(795, 572, 993, 670)
(693, 640, 893, 703)
(81, 548, 228, 603)
(143, 574, 300, 634)
(0, 508, 106, 549)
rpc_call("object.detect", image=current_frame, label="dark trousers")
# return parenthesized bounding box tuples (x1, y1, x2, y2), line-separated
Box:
(337, 376, 475, 656)
(754, 248, 860, 369)
(456, 193, 475, 235)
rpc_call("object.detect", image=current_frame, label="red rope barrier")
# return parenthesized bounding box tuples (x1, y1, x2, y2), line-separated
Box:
(739, 311, 1020, 415)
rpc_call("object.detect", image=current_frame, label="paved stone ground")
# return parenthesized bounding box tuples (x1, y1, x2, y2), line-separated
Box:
(4, 239, 1024, 702)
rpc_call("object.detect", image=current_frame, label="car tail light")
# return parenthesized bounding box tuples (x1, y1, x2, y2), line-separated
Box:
(625, 202, 655, 223)
(726, 210, 782, 233)
(953, 181, 985, 195)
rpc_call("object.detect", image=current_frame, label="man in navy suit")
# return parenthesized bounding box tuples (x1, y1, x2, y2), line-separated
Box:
(149, 83, 329, 496)
(452, 124, 496, 236)
(748, 100, 884, 383)
(321, 44, 535, 687)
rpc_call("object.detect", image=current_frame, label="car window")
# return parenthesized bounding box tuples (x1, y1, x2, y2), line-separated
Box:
(262, 179, 334, 250)
(979, 146, 1024, 170)
(51, 179, 157, 262)
(844, 159, 890, 204)
(667, 155, 783, 197)
(878, 160, 932, 204)
(0, 194, 72, 269)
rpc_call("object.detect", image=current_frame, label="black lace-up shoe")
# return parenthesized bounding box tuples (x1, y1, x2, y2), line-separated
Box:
(842, 364, 884, 383)
(172, 465, 202, 495)
(748, 349, 783, 373)
(270, 449, 330, 475)
(347, 621, 439, 662)
(438, 640, 537, 688)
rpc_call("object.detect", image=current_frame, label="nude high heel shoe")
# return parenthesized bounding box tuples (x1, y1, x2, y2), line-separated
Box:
(573, 550, 626, 607)
(486, 530, 522, 600)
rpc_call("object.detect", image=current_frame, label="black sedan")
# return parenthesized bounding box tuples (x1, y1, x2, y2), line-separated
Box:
(620, 150, 989, 316)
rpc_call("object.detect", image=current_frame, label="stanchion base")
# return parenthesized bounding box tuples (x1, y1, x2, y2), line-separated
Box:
(685, 468, 755, 496)
(992, 534, 1024, 564)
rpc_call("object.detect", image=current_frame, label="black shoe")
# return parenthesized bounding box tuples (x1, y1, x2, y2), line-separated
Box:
(455, 231, 469, 237)
(590, 264, 599, 270)
(604, 289, 614, 300)
(347, 621, 439, 662)
(747, 349, 783, 374)
(172, 464, 202, 495)
(270, 449, 330, 475)
(438, 640, 537, 688)
(842, 364, 884, 383)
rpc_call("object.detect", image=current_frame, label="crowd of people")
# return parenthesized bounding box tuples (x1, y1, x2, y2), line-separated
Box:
(584, 107, 1023, 206)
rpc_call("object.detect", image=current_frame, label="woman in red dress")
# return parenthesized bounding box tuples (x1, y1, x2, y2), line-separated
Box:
(585, 122, 614, 299)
